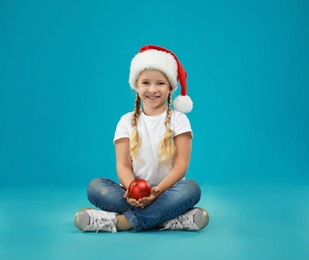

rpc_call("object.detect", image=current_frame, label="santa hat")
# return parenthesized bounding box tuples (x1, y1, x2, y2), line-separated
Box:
(129, 45, 193, 113)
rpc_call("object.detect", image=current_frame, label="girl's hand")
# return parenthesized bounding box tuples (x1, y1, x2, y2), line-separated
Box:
(123, 186, 161, 208)
(123, 189, 144, 208)
(138, 186, 161, 208)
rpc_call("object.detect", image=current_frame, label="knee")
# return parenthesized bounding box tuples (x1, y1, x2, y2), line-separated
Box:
(180, 179, 201, 199)
(88, 177, 102, 186)
(181, 179, 200, 189)
(87, 178, 108, 199)
(87, 178, 101, 192)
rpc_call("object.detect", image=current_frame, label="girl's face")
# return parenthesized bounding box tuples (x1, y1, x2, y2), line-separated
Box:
(136, 69, 172, 116)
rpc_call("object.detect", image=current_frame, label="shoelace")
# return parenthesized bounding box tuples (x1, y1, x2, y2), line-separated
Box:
(88, 212, 117, 233)
(161, 214, 193, 230)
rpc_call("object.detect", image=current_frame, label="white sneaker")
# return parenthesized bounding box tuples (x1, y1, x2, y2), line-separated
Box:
(161, 207, 209, 231)
(74, 208, 118, 233)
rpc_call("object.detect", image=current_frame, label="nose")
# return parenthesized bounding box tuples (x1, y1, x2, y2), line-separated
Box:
(148, 84, 157, 92)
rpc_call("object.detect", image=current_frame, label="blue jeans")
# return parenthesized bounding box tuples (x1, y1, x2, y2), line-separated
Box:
(87, 178, 201, 232)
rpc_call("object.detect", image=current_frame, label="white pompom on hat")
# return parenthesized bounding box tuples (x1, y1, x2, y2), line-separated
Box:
(129, 45, 193, 113)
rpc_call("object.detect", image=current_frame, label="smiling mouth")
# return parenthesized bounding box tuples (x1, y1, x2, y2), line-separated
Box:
(147, 96, 160, 100)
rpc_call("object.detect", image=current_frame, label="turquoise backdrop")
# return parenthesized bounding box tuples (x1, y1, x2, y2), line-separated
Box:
(1, 0, 308, 186)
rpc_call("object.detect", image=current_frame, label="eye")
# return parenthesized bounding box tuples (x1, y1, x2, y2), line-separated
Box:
(141, 81, 149, 85)
(158, 82, 166, 85)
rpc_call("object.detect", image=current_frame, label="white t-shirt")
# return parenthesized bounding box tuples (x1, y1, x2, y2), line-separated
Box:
(113, 109, 192, 187)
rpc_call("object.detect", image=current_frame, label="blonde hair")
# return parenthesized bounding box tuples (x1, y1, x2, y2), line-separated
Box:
(129, 93, 175, 166)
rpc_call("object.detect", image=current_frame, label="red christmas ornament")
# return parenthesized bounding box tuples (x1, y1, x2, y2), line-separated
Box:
(127, 179, 151, 199)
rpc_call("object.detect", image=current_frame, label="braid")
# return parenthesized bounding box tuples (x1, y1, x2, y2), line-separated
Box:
(159, 94, 175, 165)
(129, 93, 141, 161)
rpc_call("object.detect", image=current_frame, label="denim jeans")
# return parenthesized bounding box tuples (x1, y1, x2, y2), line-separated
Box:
(87, 178, 201, 232)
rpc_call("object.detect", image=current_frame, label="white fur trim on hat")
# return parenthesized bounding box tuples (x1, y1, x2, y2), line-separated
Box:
(129, 49, 178, 90)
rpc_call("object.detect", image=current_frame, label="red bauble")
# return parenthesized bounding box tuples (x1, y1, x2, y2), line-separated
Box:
(128, 179, 151, 199)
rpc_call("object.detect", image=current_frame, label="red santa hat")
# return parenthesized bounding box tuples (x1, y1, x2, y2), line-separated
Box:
(129, 45, 193, 113)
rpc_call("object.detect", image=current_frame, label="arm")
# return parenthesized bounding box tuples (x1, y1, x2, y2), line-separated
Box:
(115, 138, 134, 189)
(115, 137, 146, 208)
(115, 138, 144, 207)
(157, 131, 192, 194)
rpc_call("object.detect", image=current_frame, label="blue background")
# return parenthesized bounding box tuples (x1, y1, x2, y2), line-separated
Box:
(1, 0, 308, 187)
(1, 0, 308, 186)
(1, 0, 309, 259)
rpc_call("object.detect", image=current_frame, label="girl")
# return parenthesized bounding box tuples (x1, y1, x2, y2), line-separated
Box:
(74, 45, 209, 233)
